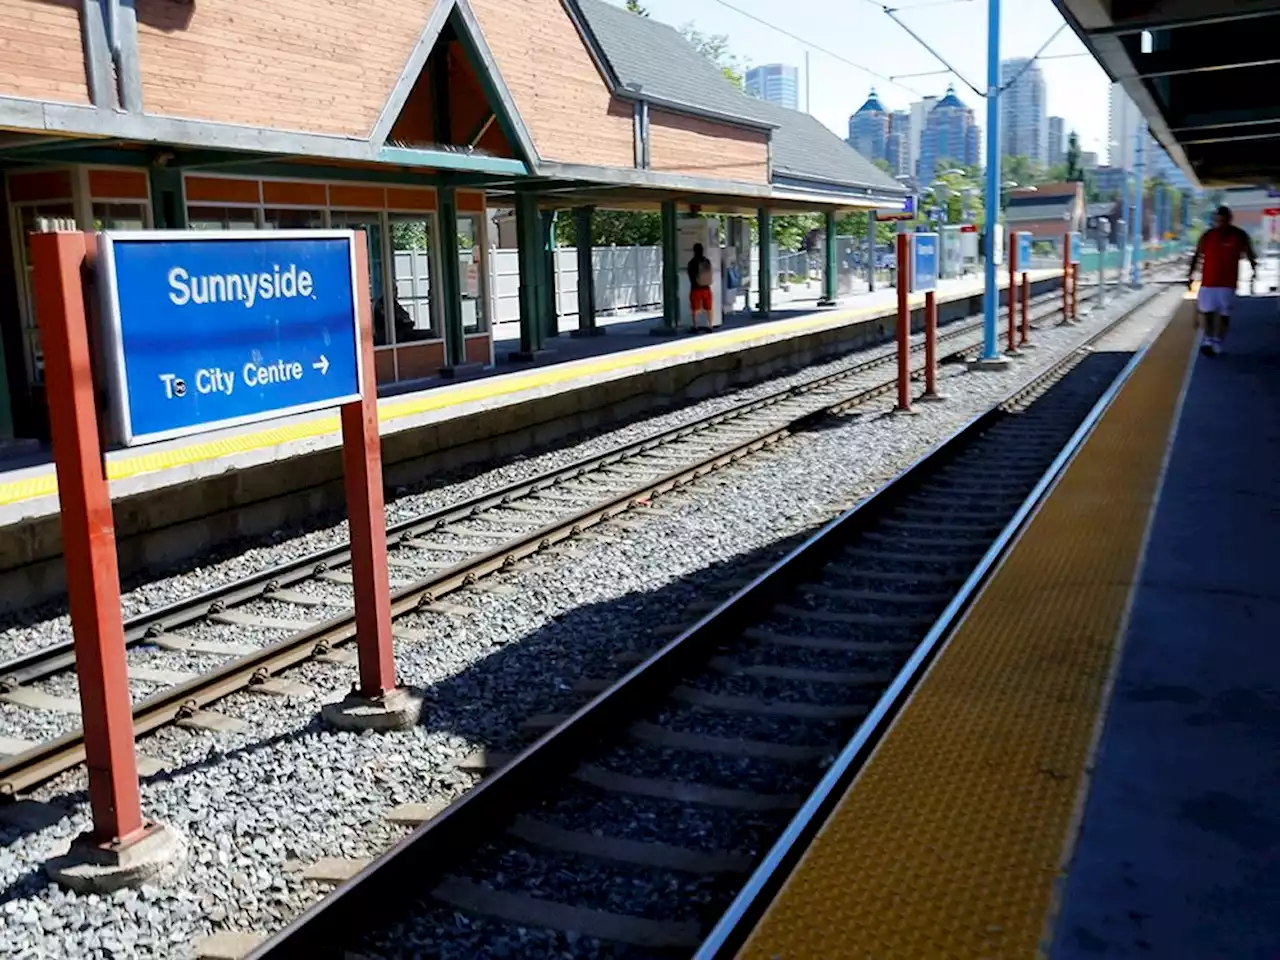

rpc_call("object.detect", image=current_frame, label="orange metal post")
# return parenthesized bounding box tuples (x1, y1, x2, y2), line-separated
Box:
(895, 232, 911, 412)
(922, 290, 939, 398)
(1007, 230, 1018, 352)
(31, 232, 145, 846)
(1019, 270, 1030, 345)
(1062, 235, 1072, 323)
(1072, 263, 1080, 320)
(341, 233, 398, 697)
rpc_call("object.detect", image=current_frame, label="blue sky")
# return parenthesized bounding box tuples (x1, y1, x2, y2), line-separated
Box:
(608, 0, 1114, 164)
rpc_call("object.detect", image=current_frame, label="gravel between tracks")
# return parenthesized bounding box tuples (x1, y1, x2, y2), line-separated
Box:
(0, 286, 1178, 959)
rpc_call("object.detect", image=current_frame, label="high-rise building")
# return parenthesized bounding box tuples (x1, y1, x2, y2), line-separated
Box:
(1048, 116, 1066, 166)
(1080, 150, 1099, 171)
(847, 89, 890, 163)
(918, 85, 981, 183)
(745, 64, 799, 110)
(1000, 58, 1048, 167)
(908, 96, 939, 181)
(1108, 84, 1141, 169)
(887, 111, 911, 178)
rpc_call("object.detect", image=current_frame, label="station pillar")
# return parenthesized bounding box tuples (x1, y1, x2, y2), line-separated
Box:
(437, 187, 470, 373)
(541, 210, 560, 339)
(571, 206, 602, 337)
(147, 168, 187, 230)
(755, 208, 773, 318)
(512, 192, 548, 360)
(659, 200, 680, 332)
(819, 210, 838, 306)
(866, 211, 877, 292)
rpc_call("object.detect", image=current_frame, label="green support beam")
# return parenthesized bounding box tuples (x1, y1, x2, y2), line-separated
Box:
(819, 210, 838, 306)
(541, 210, 559, 340)
(148, 167, 187, 229)
(660, 200, 680, 331)
(437, 187, 467, 371)
(756, 207, 772, 318)
(512, 192, 547, 360)
(571, 206, 603, 338)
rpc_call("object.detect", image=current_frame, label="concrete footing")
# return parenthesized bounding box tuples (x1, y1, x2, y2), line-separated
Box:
(321, 687, 423, 732)
(1017, 341, 1040, 349)
(968, 356, 1013, 372)
(437, 362, 486, 380)
(817, 297, 838, 307)
(918, 392, 949, 403)
(569, 326, 607, 338)
(46, 822, 186, 893)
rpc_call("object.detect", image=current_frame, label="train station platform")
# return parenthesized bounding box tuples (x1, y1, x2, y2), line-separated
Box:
(0, 268, 1061, 610)
(733, 290, 1280, 958)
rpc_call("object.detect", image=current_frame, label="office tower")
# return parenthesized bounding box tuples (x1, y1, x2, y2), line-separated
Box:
(847, 89, 890, 162)
(1048, 116, 1065, 166)
(908, 95, 939, 180)
(1080, 150, 1099, 171)
(745, 64, 799, 110)
(1108, 84, 1141, 168)
(1000, 58, 1048, 166)
(918, 85, 981, 183)
(887, 111, 911, 177)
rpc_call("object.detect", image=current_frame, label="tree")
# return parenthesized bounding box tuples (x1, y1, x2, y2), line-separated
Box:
(872, 158, 894, 176)
(1003, 155, 1046, 188)
(625, 0, 649, 14)
(678, 24, 745, 88)
(555, 210, 661, 247)
(1065, 131, 1083, 182)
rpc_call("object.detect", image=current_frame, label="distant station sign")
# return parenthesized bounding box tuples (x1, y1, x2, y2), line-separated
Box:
(910, 232, 939, 293)
(98, 230, 362, 446)
(876, 196, 915, 222)
(1068, 231, 1082, 265)
(1016, 231, 1033, 269)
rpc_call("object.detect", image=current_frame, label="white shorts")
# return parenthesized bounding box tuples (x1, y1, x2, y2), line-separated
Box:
(1197, 287, 1236, 316)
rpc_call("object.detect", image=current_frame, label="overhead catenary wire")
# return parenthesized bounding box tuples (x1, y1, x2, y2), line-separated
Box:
(704, 0, 925, 97)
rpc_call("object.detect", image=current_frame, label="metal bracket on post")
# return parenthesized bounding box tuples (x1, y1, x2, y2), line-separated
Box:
(323, 233, 422, 733)
(32, 232, 184, 893)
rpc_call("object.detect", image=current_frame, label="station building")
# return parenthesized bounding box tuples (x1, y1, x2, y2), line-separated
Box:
(0, 0, 906, 443)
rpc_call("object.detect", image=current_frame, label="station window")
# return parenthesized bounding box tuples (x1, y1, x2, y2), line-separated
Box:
(389, 215, 439, 342)
(329, 211, 390, 347)
(262, 208, 324, 230)
(92, 202, 148, 231)
(188, 205, 259, 230)
(456, 214, 488, 335)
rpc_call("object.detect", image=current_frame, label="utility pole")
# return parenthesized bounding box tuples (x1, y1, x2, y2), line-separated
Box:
(979, 0, 1003, 363)
(1131, 121, 1146, 287)
(805, 51, 811, 113)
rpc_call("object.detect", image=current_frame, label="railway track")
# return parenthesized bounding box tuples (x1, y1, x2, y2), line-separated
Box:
(245, 286, 1178, 958)
(0, 288, 1088, 796)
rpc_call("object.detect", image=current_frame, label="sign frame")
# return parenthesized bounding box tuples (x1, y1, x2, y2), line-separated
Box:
(1068, 231, 1082, 265)
(910, 231, 940, 294)
(96, 229, 364, 447)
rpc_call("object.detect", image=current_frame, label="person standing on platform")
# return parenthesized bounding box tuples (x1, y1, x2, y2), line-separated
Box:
(1188, 205, 1257, 356)
(687, 243, 713, 333)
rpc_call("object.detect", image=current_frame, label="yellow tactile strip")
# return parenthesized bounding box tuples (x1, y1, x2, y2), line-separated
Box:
(736, 299, 1197, 960)
(0, 273, 1056, 507)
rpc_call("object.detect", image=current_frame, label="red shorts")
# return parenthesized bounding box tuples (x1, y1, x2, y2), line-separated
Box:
(689, 287, 713, 313)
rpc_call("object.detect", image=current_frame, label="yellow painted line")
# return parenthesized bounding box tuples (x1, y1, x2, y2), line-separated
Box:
(736, 299, 1197, 960)
(0, 273, 1054, 507)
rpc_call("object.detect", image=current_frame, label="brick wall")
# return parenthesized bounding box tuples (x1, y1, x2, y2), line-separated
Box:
(648, 110, 769, 185)
(134, 0, 439, 137)
(468, 0, 634, 168)
(0, 0, 91, 105)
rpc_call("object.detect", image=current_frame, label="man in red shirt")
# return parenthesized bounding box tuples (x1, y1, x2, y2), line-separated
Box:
(1188, 205, 1257, 356)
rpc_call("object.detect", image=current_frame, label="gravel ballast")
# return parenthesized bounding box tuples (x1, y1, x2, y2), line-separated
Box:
(0, 286, 1178, 959)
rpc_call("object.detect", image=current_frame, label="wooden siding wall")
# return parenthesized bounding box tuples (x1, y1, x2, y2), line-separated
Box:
(468, 0, 634, 168)
(648, 110, 769, 184)
(0, 0, 91, 105)
(133, 0, 439, 137)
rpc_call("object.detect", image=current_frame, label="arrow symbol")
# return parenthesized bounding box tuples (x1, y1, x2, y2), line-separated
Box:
(313, 355, 330, 376)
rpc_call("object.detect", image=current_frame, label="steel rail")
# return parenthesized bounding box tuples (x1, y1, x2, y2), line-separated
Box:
(244, 285, 1172, 958)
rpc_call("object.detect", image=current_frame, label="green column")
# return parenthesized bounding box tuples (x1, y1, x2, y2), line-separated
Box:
(541, 210, 559, 339)
(148, 167, 187, 229)
(820, 210, 838, 306)
(437, 186, 466, 370)
(513, 191, 545, 359)
(571, 206, 602, 337)
(866, 211, 877, 293)
(755, 207, 772, 318)
(660, 200, 680, 332)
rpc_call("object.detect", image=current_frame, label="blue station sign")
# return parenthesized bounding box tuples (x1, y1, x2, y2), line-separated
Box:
(1068, 231, 1082, 265)
(1015, 232, 1033, 270)
(98, 231, 362, 446)
(910, 232, 939, 293)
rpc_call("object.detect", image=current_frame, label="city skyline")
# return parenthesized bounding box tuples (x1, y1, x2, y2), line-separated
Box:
(745, 63, 799, 111)
(1000, 58, 1049, 167)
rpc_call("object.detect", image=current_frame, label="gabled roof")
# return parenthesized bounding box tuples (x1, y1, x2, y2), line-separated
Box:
(935, 86, 968, 111)
(855, 90, 887, 115)
(574, 0, 906, 196)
